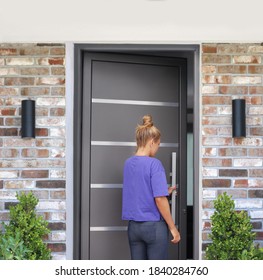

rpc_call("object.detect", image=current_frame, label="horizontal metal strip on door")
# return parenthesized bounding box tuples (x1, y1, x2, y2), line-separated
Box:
(90, 184, 170, 189)
(91, 145, 179, 184)
(90, 226, 128, 232)
(91, 184, 123, 189)
(91, 141, 179, 148)
(92, 98, 179, 107)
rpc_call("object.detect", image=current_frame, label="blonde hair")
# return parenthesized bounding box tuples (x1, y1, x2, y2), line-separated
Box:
(135, 115, 161, 149)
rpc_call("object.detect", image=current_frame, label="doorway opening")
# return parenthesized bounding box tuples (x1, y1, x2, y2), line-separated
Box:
(73, 44, 200, 260)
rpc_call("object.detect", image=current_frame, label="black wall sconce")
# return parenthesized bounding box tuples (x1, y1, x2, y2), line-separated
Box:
(21, 99, 35, 139)
(232, 99, 246, 138)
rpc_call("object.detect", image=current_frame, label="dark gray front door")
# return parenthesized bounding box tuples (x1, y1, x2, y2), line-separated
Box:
(80, 53, 187, 260)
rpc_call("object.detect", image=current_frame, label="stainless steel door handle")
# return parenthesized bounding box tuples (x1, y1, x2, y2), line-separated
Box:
(171, 152, 177, 224)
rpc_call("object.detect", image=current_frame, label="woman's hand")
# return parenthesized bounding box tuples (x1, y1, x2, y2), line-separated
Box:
(168, 185, 177, 196)
(170, 227, 180, 244)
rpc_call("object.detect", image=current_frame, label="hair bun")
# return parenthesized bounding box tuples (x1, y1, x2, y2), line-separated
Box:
(142, 115, 153, 127)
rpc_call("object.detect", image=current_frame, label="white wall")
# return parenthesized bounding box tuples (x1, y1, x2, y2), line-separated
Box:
(1, 0, 263, 43)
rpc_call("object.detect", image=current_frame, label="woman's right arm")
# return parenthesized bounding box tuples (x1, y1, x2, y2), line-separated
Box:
(155, 196, 181, 244)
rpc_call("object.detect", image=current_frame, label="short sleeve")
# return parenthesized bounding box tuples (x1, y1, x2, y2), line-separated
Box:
(150, 159, 169, 197)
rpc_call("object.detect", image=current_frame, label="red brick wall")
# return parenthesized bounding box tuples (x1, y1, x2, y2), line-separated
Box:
(0, 43, 66, 260)
(202, 43, 263, 255)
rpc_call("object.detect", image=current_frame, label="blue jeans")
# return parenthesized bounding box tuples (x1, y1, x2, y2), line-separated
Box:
(128, 220, 169, 260)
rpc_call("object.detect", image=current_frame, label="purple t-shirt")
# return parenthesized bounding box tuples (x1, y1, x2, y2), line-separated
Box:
(122, 156, 169, 221)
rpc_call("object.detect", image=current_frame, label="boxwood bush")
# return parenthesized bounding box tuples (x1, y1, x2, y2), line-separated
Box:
(0, 192, 51, 260)
(206, 192, 263, 260)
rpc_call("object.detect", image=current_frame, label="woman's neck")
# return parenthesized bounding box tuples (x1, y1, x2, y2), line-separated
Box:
(135, 146, 150, 156)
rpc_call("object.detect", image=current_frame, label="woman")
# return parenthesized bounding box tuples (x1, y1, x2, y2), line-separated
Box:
(122, 115, 180, 260)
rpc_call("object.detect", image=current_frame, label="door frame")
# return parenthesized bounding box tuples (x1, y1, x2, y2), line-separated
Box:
(73, 43, 200, 260)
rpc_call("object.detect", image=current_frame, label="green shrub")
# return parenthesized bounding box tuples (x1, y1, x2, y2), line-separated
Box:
(0, 192, 51, 260)
(241, 245, 263, 260)
(206, 192, 262, 260)
(0, 232, 30, 260)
